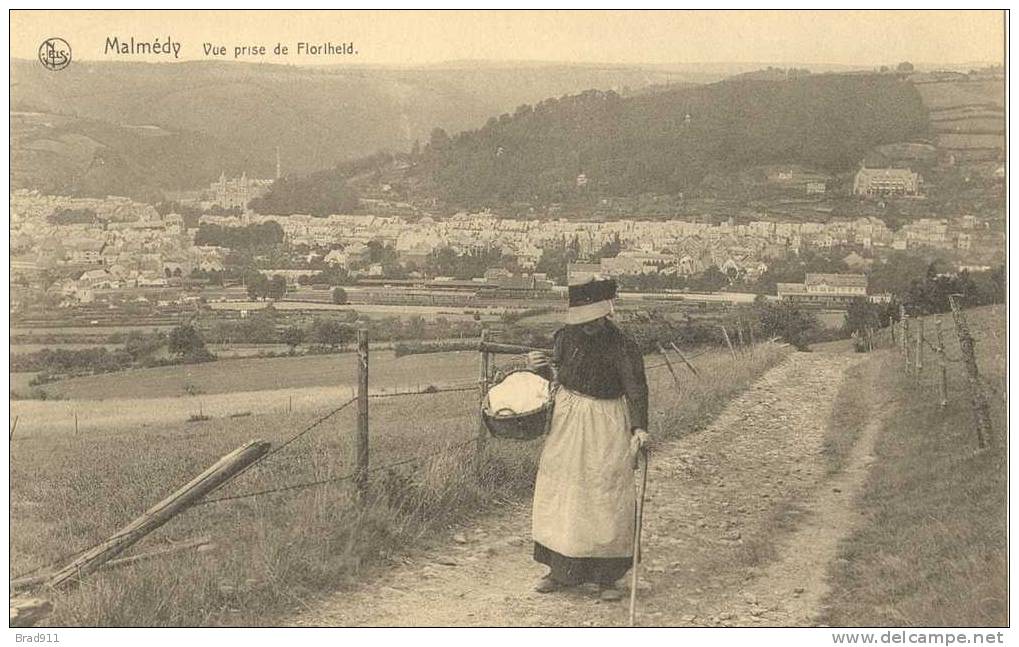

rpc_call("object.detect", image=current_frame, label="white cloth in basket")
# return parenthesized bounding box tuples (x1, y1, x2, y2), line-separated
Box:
(487, 372, 550, 415)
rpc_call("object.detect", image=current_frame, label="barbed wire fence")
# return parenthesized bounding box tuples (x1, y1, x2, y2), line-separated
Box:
(887, 294, 1000, 450)
(11, 321, 777, 604)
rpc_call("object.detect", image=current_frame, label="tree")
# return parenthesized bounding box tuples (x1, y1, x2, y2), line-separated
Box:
(688, 265, 729, 292)
(243, 310, 279, 343)
(168, 324, 214, 363)
(843, 300, 884, 336)
(755, 301, 818, 351)
(195, 221, 284, 250)
(244, 271, 270, 300)
(311, 318, 354, 349)
(534, 241, 579, 285)
(267, 275, 287, 301)
(332, 287, 348, 304)
(48, 208, 97, 225)
(591, 233, 621, 260)
(869, 253, 931, 300)
(281, 326, 305, 353)
(123, 331, 165, 362)
(248, 173, 359, 217)
(897, 61, 914, 72)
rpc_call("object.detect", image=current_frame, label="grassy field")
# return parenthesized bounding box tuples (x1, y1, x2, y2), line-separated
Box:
(821, 358, 874, 476)
(930, 118, 1005, 133)
(10, 340, 790, 626)
(11, 350, 485, 439)
(11, 343, 123, 353)
(936, 133, 1006, 150)
(11, 325, 177, 336)
(914, 79, 1005, 110)
(10, 372, 41, 394)
(822, 305, 1006, 626)
(28, 350, 480, 401)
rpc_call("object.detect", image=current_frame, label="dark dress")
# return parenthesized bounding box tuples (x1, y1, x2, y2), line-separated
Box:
(532, 320, 649, 586)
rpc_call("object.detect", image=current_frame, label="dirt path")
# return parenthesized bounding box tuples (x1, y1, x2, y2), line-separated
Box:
(294, 350, 881, 627)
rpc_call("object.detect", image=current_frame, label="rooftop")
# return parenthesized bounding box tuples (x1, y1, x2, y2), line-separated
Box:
(804, 273, 868, 288)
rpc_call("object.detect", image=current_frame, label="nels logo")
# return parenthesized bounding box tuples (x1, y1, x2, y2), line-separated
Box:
(38, 37, 71, 71)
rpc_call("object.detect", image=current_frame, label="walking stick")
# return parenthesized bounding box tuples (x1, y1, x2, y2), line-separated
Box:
(629, 447, 649, 626)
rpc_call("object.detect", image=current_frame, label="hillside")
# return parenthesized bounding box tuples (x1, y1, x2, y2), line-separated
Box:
(911, 73, 1005, 164)
(10, 111, 261, 201)
(10, 60, 694, 198)
(411, 73, 930, 206)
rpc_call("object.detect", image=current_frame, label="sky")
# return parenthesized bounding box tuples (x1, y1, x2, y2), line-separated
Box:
(11, 10, 1006, 68)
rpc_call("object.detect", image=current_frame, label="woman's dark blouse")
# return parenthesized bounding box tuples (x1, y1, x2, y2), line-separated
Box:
(537, 321, 649, 430)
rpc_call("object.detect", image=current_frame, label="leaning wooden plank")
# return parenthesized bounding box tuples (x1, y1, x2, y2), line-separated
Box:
(46, 440, 269, 589)
(720, 326, 737, 361)
(669, 342, 701, 379)
(12, 536, 214, 592)
(655, 343, 683, 393)
(10, 597, 52, 627)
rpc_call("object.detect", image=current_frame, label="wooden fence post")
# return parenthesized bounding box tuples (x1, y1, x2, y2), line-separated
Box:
(720, 326, 737, 361)
(935, 316, 949, 408)
(889, 315, 896, 345)
(915, 316, 924, 384)
(899, 305, 907, 357)
(901, 315, 911, 373)
(354, 328, 370, 500)
(477, 329, 490, 465)
(10, 415, 19, 441)
(748, 322, 756, 358)
(74, 410, 79, 435)
(736, 319, 746, 354)
(948, 295, 991, 448)
(46, 440, 270, 589)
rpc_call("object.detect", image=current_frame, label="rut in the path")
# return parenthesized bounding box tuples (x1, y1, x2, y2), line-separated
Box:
(293, 351, 870, 627)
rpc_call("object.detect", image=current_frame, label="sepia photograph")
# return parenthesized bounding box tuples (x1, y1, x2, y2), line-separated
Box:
(6, 8, 1009, 639)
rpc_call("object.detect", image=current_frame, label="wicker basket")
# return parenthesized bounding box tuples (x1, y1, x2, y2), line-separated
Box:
(482, 370, 555, 441)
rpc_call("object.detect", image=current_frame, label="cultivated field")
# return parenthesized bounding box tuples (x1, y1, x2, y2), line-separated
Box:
(10, 340, 790, 626)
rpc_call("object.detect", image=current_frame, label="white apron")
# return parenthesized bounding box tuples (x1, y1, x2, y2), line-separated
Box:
(531, 388, 635, 558)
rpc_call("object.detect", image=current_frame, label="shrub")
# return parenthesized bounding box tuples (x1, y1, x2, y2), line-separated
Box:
(755, 301, 819, 350)
(168, 324, 216, 364)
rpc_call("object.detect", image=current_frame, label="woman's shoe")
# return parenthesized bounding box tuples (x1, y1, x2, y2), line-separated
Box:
(599, 584, 624, 602)
(535, 575, 564, 593)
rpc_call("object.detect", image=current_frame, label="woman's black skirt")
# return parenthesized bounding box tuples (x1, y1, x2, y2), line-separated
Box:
(533, 542, 631, 586)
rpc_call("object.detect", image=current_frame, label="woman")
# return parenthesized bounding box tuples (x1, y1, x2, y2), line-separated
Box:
(527, 277, 649, 602)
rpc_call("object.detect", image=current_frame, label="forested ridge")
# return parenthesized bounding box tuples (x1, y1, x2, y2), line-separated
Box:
(414, 74, 929, 205)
